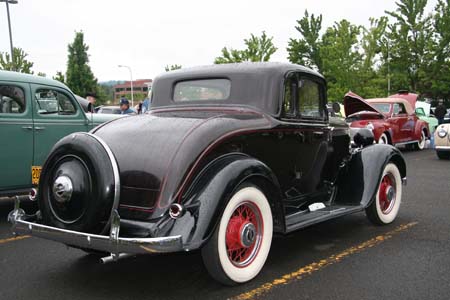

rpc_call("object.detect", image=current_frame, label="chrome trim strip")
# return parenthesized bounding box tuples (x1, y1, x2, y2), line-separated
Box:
(402, 177, 407, 186)
(435, 146, 450, 150)
(78, 132, 121, 233)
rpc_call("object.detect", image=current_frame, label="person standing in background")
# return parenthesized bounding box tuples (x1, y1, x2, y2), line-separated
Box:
(435, 99, 447, 125)
(86, 92, 97, 113)
(119, 98, 135, 114)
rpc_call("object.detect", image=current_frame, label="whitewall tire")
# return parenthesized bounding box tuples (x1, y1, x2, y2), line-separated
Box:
(202, 185, 273, 285)
(366, 163, 402, 225)
(378, 133, 389, 145)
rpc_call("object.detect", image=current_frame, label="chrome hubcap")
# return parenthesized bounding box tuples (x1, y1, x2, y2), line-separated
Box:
(52, 176, 73, 203)
(386, 186, 395, 202)
(240, 223, 256, 248)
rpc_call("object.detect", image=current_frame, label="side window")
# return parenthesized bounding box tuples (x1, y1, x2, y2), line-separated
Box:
(297, 79, 323, 119)
(0, 85, 26, 114)
(35, 89, 76, 115)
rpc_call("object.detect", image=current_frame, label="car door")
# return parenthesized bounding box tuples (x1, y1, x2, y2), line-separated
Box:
(31, 84, 89, 168)
(280, 72, 330, 198)
(0, 81, 33, 192)
(391, 103, 411, 142)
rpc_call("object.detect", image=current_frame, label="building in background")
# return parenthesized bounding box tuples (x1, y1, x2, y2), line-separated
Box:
(113, 79, 152, 102)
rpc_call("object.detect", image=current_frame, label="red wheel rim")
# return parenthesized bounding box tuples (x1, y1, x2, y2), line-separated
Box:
(225, 201, 263, 267)
(378, 173, 396, 214)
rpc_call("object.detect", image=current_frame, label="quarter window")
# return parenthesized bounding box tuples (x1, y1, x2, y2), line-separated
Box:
(35, 89, 76, 115)
(0, 85, 26, 114)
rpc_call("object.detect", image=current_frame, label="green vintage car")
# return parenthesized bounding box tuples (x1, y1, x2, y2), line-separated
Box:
(415, 101, 438, 134)
(0, 70, 123, 197)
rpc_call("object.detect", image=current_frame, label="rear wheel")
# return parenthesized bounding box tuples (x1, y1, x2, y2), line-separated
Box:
(414, 129, 426, 150)
(201, 184, 273, 285)
(378, 133, 389, 145)
(366, 163, 402, 225)
(437, 151, 450, 160)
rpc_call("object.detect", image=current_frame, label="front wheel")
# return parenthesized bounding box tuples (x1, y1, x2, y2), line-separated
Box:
(201, 185, 273, 285)
(366, 163, 402, 225)
(378, 133, 389, 145)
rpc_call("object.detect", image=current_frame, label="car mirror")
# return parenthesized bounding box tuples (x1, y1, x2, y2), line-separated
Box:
(332, 102, 341, 114)
(351, 128, 375, 147)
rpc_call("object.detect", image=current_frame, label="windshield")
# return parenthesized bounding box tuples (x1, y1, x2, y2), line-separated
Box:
(173, 79, 231, 102)
(371, 103, 391, 114)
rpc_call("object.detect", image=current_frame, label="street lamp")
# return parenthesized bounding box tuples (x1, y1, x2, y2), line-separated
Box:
(1, 0, 18, 71)
(118, 64, 134, 108)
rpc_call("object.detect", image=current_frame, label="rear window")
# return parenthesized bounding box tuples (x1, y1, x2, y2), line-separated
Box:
(173, 79, 230, 102)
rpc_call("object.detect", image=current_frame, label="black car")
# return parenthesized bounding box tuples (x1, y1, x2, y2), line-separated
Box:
(9, 63, 406, 285)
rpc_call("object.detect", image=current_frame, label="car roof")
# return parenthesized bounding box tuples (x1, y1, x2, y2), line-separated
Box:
(152, 62, 324, 116)
(157, 62, 324, 80)
(367, 98, 414, 115)
(0, 70, 69, 90)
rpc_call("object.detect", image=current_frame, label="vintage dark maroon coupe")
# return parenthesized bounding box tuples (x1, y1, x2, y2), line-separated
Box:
(9, 63, 406, 284)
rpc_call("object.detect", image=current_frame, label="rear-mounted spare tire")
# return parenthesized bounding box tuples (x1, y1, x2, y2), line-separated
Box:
(38, 132, 119, 234)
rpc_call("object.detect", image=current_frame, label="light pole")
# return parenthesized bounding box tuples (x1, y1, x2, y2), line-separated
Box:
(118, 64, 134, 108)
(1, 0, 18, 71)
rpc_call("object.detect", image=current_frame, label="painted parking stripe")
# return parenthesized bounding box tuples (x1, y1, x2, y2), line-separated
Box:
(0, 235, 30, 245)
(230, 222, 418, 300)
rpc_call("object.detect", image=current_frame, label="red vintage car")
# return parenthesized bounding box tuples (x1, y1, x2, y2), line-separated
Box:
(344, 92, 430, 150)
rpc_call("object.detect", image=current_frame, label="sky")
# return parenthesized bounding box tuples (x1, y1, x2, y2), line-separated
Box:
(0, 0, 439, 82)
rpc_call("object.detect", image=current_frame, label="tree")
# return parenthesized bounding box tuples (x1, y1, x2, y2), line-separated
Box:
(215, 31, 277, 64)
(427, 0, 450, 100)
(165, 64, 182, 72)
(65, 31, 98, 97)
(0, 47, 34, 73)
(320, 20, 363, 100)
(53, 71, 65, 83)
(287, 10, 324, 72)
(385, 0, 433, 92)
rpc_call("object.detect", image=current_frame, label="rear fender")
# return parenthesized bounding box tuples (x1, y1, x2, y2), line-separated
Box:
(334, 144, 406, 208)
(162, 154, 284, 250)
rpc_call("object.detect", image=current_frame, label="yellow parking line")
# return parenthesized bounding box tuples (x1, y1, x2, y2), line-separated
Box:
(0, 235, 30, 245)
(230, 222, 418, 300)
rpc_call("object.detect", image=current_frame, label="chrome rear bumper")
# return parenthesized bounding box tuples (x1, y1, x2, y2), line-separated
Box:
(8, 197, 183, 260)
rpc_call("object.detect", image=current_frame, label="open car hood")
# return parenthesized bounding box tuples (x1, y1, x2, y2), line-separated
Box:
(344, 92, 384, 116)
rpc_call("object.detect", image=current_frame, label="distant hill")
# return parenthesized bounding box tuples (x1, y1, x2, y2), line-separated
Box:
(98, 80, 125, 87)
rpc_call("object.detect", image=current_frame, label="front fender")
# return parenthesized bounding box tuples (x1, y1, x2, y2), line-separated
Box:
(334, 144, 406, 208)
(159, 154, 283, 251)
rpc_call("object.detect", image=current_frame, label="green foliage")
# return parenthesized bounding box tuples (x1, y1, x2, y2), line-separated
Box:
(215, 31, 277, 64)
(37, 72, 46, 77)
(65, 31, 98, 97)
(287, 10, 323, 72)
(0, 47, 34, 73)
(287, 1, 450, 102)
(385, 0, 433, 92)
(53, 71, 65, 83)
(165, 64, 182, 72)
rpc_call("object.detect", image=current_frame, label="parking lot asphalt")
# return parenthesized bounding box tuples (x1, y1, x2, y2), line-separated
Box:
(0, 149, 449, 300)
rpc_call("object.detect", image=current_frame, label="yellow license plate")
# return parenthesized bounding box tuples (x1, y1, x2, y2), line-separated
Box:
(31, 166, 42, 185)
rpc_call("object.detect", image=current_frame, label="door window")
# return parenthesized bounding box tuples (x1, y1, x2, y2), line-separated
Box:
(297, 79, 322, 119)
(0, 85, 26, 114)
(282, 73, 325, 120)
(35, 89, 76, 115)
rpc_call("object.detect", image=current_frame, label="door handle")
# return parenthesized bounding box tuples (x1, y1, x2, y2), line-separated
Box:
(21, 126, 33, 130)
(313, 131, 324, 138)
(35, 126, 45, 131)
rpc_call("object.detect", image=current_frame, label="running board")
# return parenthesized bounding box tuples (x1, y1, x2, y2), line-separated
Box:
(285, 205, 364, 233)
